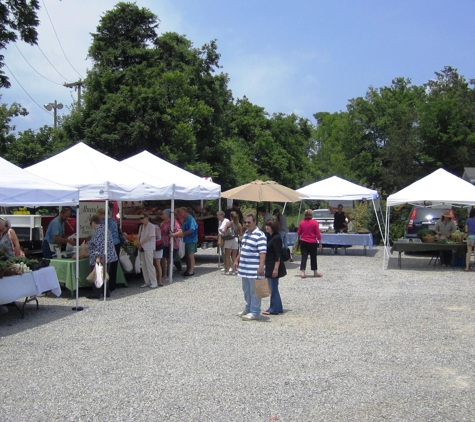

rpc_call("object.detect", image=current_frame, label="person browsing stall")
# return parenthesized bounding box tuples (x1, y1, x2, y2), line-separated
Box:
(171, 207, 198, 277)
(137, 213, 158, 289)
(0, 217, 22, 258)
(42, 207, 75, 258)
(465, 208, 475, 271)
(87, 214, 118, 299)
(297, 209, 323, 279)
(97, 207, 121, 292)
(160, 209, 181, 282)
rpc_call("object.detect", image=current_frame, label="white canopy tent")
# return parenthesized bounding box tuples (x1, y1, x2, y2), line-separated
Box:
(0, 156, 79, 309)
(26, 142, 174, 201)
(122, 151, 221, 200)
(26, 142, 176, 306)
(0, 157, 79, 206)
(384, 168, 475, 268)
(297, 176, 379, 202)
(122, 151, 222, 280)
(296, 176, 384, 241)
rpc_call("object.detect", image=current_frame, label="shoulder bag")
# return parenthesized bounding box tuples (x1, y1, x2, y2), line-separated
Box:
(223, 223, 236, 240)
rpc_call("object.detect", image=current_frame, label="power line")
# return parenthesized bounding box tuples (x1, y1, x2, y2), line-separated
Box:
(13, 43, 63, 86)
(41, 0, 84, 79)
(3, 63, 53, 116)
(36, 43, 72, 81)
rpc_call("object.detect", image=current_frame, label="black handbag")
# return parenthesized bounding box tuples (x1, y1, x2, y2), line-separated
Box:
(282, 247, 291, 262)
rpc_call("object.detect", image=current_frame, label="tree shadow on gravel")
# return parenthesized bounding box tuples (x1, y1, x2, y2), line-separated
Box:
(0, 301, 83, 337)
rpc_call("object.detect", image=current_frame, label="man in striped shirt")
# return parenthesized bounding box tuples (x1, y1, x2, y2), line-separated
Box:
(233, 213, 267, 321)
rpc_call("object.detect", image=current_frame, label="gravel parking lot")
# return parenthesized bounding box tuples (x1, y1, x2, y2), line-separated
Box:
(1, 246, 475, 421)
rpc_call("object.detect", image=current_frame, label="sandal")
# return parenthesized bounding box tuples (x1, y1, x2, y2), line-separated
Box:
(301, 272, 306, 279)
(314, 273, 323, 278)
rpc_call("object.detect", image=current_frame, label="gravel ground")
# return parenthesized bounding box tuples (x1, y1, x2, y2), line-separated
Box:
(1, 246, 475, 421)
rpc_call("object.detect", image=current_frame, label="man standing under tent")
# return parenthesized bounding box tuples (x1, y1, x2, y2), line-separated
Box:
(233, 213, 267, 321)
(330, 204, 350, 254)
(42, 208, 75, 258)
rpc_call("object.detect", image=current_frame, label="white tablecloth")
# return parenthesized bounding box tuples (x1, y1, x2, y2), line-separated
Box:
(0, 267, 61, 305)
(286, 232, 373, 250)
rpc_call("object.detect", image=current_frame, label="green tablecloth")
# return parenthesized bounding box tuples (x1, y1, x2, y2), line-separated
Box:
(391, 241, 466, 268)
(50, 258, 127, 296)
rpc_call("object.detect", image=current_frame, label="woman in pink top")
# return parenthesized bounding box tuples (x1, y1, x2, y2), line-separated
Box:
(297, 209, 323, 279)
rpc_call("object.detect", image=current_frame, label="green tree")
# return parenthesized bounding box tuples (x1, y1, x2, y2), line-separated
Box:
(418, 66, 475, 176)
(0, 0, 40, 87)
(4, 125, 63, 167)
(0, 96, 28, 156)
(223, 97, 316, 189)
(63, 2, 232, 184)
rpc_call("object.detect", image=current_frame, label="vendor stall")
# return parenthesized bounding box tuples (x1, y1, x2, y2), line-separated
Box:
(288, 232, 373, 255)
(296, 176, 384, 245)
(391, 240, 465, 268)
(384, 168, 475, 269)
(26, 143, 175, 301)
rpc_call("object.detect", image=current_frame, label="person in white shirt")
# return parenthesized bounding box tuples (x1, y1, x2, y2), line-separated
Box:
(137, 213, 158, 289)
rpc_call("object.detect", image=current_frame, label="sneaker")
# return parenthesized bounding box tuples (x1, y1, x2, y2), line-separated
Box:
(140, 283, 150, 288)
(237, 311, 248, 317)
(241, 313, 258, 321)
(224, 271, 233, 275)
(220, 268, 225, 272)
(150, 284, 158, 289)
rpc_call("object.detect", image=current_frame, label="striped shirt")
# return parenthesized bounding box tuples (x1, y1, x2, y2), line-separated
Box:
(237, 227, 267, 278)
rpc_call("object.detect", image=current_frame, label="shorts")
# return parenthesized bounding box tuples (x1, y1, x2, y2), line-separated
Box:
(185, 242, 197, 255)
(153, 250, 163, 259)
(163, 246, 178, 259)
(467, 235, 475, 246)
(224, 237, 239, 250)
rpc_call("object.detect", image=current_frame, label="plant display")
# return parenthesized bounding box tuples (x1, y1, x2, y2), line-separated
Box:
(417, 229, 435, 240)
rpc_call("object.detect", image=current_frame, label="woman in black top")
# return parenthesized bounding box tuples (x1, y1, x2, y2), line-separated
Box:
(263, 218, 287, 315)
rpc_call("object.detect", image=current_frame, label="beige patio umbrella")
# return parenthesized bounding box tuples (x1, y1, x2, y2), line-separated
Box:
(221, 180, 306, 202)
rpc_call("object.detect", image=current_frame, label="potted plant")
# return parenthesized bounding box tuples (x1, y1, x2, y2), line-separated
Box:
(417, 229, 435, 243)
(0, 259, 12, 278)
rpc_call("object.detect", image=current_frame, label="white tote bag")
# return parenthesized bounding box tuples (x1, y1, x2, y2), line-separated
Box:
(119, 249, 133, 272)
(94, 262, 104, 288)
(178, 238, 185, 259)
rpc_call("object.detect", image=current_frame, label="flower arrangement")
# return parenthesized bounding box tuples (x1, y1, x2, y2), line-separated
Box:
(123, 234, 138, 254)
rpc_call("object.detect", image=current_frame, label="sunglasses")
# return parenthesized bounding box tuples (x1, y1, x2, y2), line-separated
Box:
(244, 220, 253, 225)
(139, 216, 146, 220)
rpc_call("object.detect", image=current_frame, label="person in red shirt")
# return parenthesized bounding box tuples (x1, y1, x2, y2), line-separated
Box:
(297, 209, 323, 279)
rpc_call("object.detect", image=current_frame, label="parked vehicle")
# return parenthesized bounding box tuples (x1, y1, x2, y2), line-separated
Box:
(312, 209, 334, 232)
(404, 206, 457, 238)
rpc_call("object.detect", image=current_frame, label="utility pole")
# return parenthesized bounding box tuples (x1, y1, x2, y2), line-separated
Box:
(44, 100, 63, 129)
(64, 80, 83, 107)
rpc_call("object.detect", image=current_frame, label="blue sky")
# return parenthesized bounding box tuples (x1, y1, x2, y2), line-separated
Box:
(3, 0, 475, 134)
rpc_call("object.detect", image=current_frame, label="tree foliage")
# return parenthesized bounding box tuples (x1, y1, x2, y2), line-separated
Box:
(0, 94, 28, 156)
(312, 67, 475, 194)
(0, 0, 40, 88)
